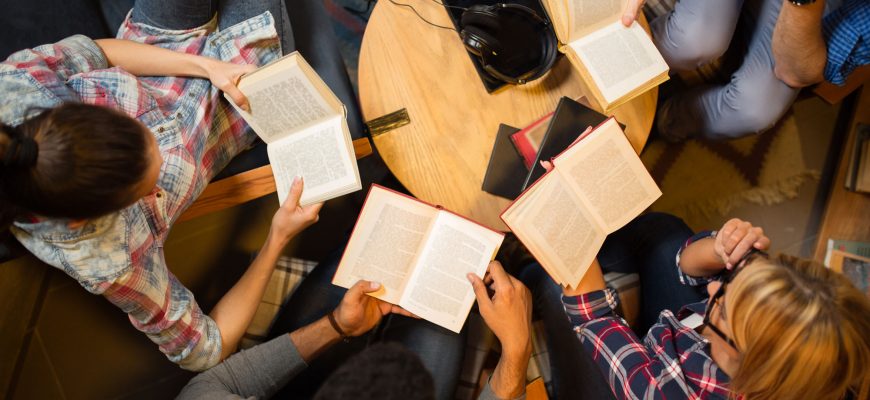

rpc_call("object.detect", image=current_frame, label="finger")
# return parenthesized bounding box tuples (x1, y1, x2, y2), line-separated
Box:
(729, 232, 757, 267)
(483, 272, 493, 285)
(390, 305, 421, 319)
(540, 160, 554, 172)
(284, 176, 305, 208)
(574, 126, 594, 145)
(223, 84, 250, 112)
(754, 234, 771, 250)
(487, 260, 512, 288)
(713, 233, 727, 264)
(467, 272, 494, 310)
(621, 0, 642, 26)
(723, 222, 750, 256)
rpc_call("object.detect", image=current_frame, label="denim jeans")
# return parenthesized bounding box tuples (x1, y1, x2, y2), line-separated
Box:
(267, 249, 465, 400)
(517, 212, 707, 399)
(652, 0, 842, 140)
(129, 0, 365, 140)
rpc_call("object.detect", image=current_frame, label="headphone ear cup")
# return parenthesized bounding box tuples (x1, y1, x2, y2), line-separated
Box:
(461, 25, 500, 57)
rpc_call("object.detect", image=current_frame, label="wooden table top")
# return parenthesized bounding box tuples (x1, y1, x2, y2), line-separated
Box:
(358, 1, 657, 230)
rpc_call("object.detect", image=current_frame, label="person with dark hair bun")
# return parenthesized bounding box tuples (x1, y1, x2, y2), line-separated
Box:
(0, 0, 359, 371)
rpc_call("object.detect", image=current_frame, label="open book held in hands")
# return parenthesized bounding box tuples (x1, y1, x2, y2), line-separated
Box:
(501, 118, 661, 288)
(542, 0, 669, 112)
(227, 52, 362, 206)
(333, 185, 505, 333)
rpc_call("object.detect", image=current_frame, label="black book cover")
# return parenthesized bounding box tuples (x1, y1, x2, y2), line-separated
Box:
(482, 124, 527, 199)
(521, 97, 610, 189)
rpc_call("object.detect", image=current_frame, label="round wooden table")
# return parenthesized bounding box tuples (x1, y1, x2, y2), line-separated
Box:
(358, 1, 657, 230)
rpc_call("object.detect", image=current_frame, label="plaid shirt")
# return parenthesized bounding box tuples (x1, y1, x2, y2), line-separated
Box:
(561, 231, 733, 400)
(2, 13, 281, 371)
(823, 0, 870, 85)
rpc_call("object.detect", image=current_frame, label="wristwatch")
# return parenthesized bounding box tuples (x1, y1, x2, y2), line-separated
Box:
(788, 0, 816, 5)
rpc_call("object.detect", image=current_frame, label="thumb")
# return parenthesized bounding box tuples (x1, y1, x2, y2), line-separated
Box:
(347, 279, 381, 301)
(284, 177, 304, 208)
(467, 273, 493, 310)
(224, 84, 250, 112)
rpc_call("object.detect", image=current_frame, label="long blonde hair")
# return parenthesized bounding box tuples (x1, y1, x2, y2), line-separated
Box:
(726, 254, 870, 400)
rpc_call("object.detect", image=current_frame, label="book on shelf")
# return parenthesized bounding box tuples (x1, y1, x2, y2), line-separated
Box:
(227, 51, 362, 206)
(845, 123, 870, 193)
(824, 238, 870, 267)
(501, 117, 661, 288)
(332, 184, 505, 332)
(828, 249, 870, 298)
(541, 0, 669, 112)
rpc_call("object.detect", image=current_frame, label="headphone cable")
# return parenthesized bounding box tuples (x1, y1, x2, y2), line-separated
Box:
(387, 0, 467, 32)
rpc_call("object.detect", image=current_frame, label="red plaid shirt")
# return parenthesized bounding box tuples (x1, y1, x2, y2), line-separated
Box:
(2, 12, 281, 371)
(561, 232, 734, 399)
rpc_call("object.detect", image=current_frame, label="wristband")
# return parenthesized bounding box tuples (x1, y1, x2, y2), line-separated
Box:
(327, 310, 351, 342)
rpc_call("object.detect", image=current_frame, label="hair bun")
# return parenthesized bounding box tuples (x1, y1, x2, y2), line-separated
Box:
(3, 128, 39, 168)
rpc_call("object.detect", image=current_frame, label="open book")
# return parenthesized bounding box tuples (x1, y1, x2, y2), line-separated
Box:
(228, 52, 361, 206)
(501, 118, 661, 288)
(541, 0, 669, 112)
(333, 185, 505, 332)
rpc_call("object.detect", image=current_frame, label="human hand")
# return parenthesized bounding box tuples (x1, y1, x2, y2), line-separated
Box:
(468, 261, 532, 357)
(622, 0, 645, 27)
(714, 218, 770, 269)
(333, 280, 416, 336)
(205, 59, 256, 111)
(270, 177, 323, 244)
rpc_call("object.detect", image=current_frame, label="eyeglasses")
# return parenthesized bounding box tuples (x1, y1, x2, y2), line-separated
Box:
(702, 249, 768, 350)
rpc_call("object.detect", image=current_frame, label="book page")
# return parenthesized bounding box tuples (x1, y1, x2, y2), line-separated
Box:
(509, 174, 607, 287)
(567, 0, 625, 41)
(232, 55, 334, 143)
(399, 212, 503, 333)
(555, 119, 661, 232)
(333, 186, 437, 304)
(568, 22, 668, 104)
(268, 116, 361, 206)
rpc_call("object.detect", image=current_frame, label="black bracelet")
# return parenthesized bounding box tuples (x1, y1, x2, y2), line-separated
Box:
(327, 310, 351, 342)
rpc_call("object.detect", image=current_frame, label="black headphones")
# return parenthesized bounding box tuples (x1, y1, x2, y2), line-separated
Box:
(459, 3, 558, 85)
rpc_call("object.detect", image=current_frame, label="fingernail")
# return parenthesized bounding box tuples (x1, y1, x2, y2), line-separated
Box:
(466, 273, 474, 282)
(370, 282, 380, 290)
(242, 103, 250, 112)
(293, 176, 301, 184)
(726, 263, 732, 269)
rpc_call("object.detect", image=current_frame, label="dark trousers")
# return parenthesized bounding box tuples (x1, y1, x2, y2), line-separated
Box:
(517, 212, 707, 399)
(267, 249, 465, 400)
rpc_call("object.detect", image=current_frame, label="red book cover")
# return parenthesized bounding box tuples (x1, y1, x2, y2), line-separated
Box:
(510, 112, 554, 169)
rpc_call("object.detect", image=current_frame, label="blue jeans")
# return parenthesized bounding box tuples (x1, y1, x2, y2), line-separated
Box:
(267, 249, 465, 400)
(517, 212, 706, 399)
(653, 0, 841, 140)
(129, 0, 365, 140)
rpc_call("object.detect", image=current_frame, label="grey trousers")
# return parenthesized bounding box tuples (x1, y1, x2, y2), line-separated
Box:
(652, 0, 839, 140)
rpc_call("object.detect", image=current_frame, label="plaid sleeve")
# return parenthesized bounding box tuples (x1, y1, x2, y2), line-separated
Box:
(97, 250, 222, 372)
(563, 289, 699, 399)
(675, 230, 721, 286)
(822, 0, 870, 85)
(4, 34, 107, 85)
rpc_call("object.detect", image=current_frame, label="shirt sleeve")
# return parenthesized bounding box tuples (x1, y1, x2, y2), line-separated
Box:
(96, 249, 223, 371)
(674, 230, 721, 286)
(176, 334, 308, 400)
(562, 289, 693, 400)
(822, 0, 870, 85)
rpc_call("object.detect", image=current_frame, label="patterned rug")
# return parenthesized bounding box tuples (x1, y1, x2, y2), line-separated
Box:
(641, 112, 819, 230)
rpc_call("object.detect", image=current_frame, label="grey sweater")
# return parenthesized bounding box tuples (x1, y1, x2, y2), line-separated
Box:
(175, 334, 523, 400)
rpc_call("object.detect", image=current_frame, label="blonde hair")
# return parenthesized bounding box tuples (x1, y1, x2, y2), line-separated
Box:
(726, 254, 870, 400)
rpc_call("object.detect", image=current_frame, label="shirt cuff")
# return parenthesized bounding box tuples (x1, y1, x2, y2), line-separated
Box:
(675, 230, 721, 286)
(56, 35, 110, 71)
(561, 288, 620, 325)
